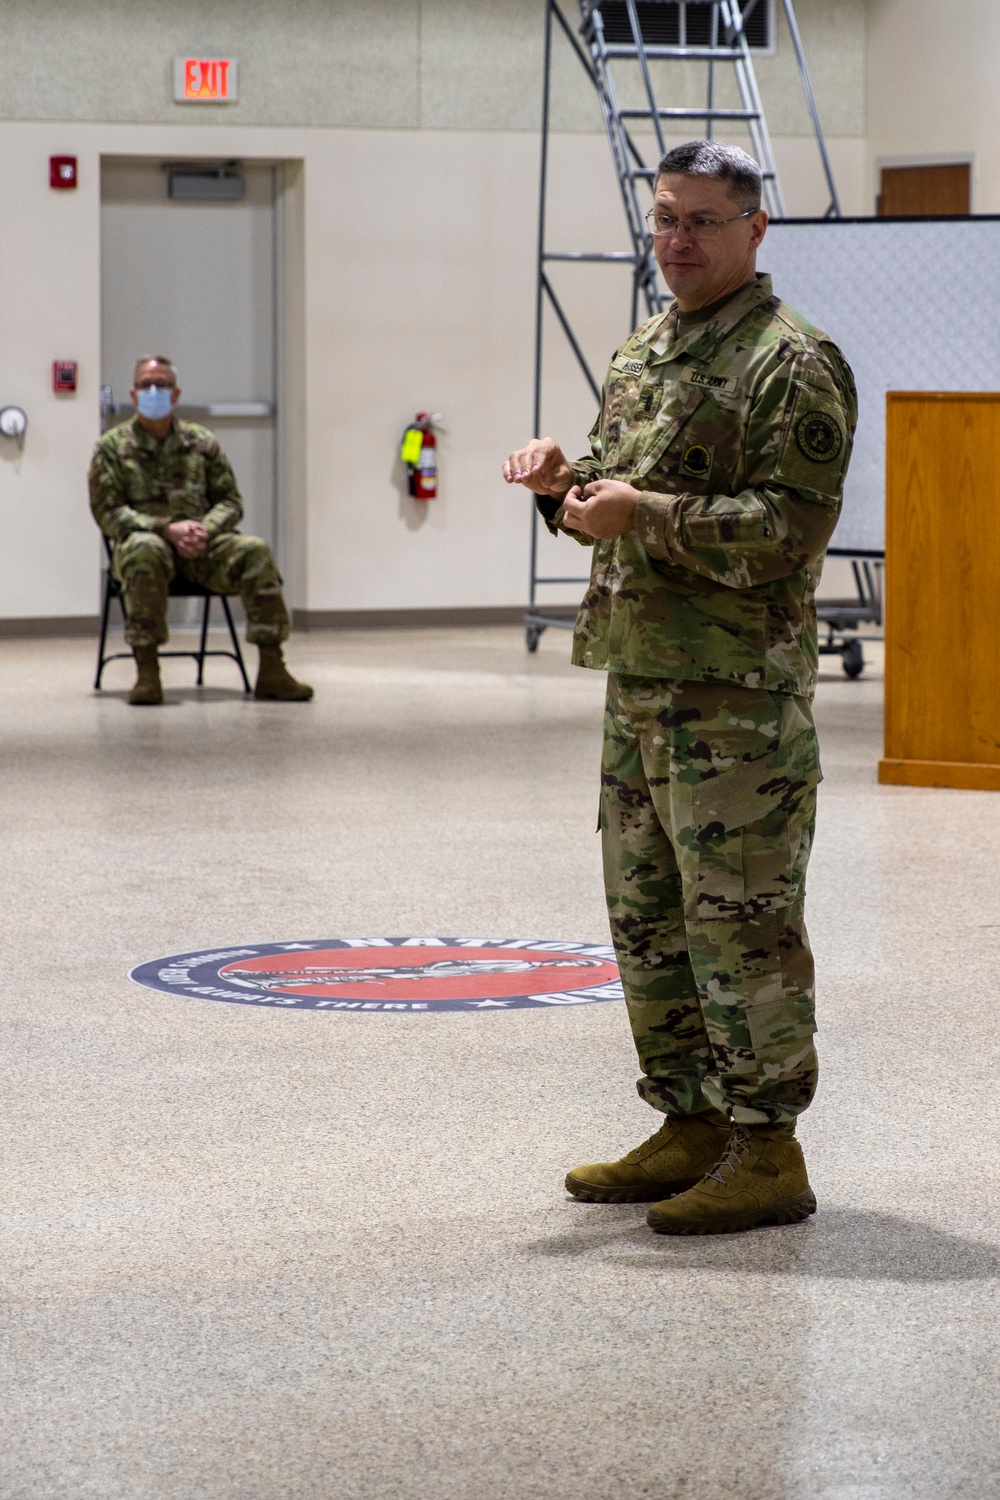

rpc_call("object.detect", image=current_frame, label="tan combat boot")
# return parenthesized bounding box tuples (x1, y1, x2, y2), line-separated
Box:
(565, 1113, 731, 1203)
(646, 1124, 816, 1235)
(254, 645, 313, 701)
(128, 645, 163, 706)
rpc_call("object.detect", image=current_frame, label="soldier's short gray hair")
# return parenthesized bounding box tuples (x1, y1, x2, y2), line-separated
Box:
(655, 140, 762, 211)
(133, 355, 178, 385)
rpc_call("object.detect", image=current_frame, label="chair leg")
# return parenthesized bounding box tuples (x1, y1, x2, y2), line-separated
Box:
(221, 595, 252, 694)
(94, 573, 116, 690)
(197, 595, 211, 685)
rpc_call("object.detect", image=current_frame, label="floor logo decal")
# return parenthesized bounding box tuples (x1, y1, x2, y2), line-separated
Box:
(130, 939, 623, 1013)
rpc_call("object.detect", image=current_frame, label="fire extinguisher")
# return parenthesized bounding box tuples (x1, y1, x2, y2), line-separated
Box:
(401, 411, 442, 500)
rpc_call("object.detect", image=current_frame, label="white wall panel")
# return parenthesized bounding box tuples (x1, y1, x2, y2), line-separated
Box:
(764, 216, 1000, 552)
(0, 121, 865, 623)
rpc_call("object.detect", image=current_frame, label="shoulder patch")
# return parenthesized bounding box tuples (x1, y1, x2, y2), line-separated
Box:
(794, 409, 843, 464)
(772, 384, 850, 502)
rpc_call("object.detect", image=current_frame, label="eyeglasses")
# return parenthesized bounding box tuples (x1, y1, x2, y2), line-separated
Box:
(645, 208, 757, 240)
(135, 379, 176, 390)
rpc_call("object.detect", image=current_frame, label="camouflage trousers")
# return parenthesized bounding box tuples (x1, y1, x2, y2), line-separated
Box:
(601, 673, 822, 1127)
(114, 531, 289, 649)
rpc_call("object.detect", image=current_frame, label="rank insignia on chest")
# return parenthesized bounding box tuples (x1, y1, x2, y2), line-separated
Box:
(795, 410, 843, 463)
(681, 442, 714, 479)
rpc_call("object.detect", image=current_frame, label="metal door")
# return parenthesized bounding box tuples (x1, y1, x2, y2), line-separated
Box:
(100, 159, 278, 557)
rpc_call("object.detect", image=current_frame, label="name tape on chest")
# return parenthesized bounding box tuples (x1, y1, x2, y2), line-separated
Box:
(682, 367, 738, 394)
(611, 354, 648, 378)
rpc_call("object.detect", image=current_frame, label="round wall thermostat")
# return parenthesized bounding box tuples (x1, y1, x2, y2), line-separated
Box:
(0, 405, 28, 439)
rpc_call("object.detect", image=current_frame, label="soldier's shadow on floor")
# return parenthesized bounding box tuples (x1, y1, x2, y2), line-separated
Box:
(522, 1206, 1000, 1282)
(95, 687, 252, 705)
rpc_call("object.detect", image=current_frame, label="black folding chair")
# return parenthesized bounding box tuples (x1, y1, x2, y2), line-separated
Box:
(94, 535, 252, 693)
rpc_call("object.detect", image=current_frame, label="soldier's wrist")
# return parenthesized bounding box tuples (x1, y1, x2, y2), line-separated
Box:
(633, 494, 653, 531)
(633, 493, 675, 544)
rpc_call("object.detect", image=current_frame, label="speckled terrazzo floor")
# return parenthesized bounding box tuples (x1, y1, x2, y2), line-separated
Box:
(3, 626, 999, 1500)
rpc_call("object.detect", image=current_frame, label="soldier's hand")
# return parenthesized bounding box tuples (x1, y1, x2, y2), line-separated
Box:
(562, 480, 641, 539)
(165, 519, 210, 559)
(502, 437, 574, 497)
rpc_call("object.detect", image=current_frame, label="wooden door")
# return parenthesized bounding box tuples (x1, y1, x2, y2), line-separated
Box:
(879, 164, 970, 217)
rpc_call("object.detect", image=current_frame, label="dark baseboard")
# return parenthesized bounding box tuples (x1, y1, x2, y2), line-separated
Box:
(0, 605, 551, 640)
(0, 615, 100, 639)
(291, 606, 529, 631)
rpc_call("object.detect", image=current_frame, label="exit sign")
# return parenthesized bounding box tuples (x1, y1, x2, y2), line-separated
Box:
(173, 57, 239, 103)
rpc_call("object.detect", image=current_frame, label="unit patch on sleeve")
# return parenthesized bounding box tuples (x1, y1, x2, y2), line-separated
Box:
(772, 383, 851, 499)
(681, 442, 714, 479)
(795, 410, 843, 464)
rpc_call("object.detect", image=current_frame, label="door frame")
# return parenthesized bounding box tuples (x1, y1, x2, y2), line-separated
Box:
(97, 152, 306, 601)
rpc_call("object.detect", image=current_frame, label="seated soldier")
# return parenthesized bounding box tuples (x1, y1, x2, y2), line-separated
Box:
(89, 354, 312, 706)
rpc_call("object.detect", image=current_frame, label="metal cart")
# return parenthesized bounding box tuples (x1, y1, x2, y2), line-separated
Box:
(817, 546, 884, 678)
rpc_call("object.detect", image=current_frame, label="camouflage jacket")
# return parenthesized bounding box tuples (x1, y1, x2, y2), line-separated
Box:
(538, 274, 857, 696)
(89, 417, 243, 543)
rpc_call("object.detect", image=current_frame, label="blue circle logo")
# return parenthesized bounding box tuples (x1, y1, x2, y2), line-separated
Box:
(129, 938, 623, 1013)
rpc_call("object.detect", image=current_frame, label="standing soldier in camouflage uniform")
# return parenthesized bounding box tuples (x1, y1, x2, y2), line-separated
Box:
(503, 141, 856, 1235)
(89, 355, 312, 706)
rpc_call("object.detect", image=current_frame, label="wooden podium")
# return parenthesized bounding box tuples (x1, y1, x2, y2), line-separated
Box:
(881, 391, 1000, 791)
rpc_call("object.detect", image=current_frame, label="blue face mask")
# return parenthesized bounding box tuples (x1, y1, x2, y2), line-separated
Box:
(136, 385, 174, 421)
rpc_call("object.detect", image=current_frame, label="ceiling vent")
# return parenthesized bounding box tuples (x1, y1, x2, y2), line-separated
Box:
(164, 161, 245, 201)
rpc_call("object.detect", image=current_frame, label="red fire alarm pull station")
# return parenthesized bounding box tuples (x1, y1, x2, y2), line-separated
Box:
(53, 361, 77, 393)
(49, 156, 77, 190)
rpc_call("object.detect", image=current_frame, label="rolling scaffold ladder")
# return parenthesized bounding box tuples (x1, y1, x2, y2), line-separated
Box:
(525, 0, 840, 651)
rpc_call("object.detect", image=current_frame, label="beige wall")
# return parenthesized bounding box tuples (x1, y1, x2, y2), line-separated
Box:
(0, 0, 864, 138)
(866, 0, 1000, 213)
(0, 124, 102, 620)
(0, 1, 866, 624)
(0, 121, 864, 623)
